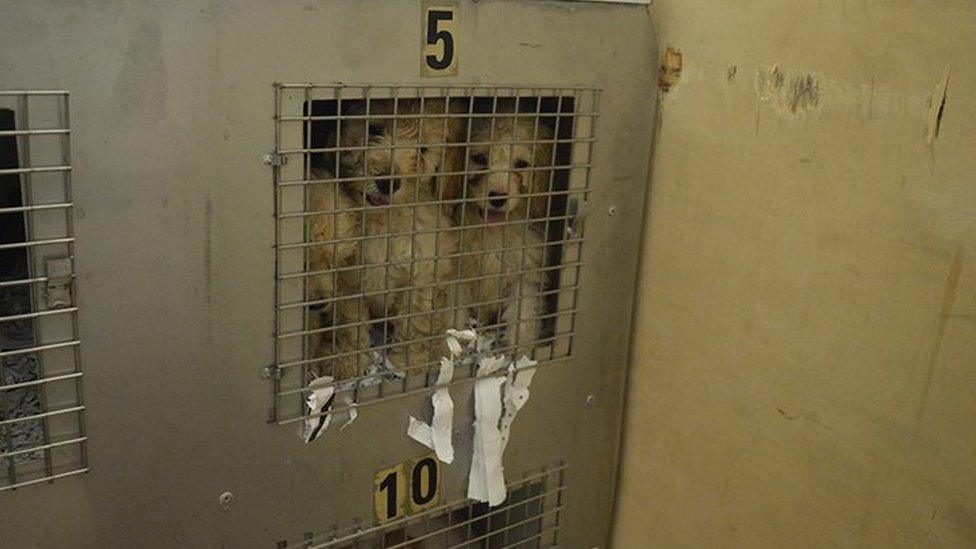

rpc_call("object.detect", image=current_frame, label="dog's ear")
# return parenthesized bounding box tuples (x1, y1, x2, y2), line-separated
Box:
(437, 102, 470, 202)
(435, 143, 465, 201)
(528, 124, 555, 219)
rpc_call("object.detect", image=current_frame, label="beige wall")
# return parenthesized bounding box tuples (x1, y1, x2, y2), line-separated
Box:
(613, 1, 976, 547)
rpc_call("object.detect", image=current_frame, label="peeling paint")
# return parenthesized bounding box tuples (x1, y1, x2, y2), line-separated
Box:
(659, 47, 682, 92)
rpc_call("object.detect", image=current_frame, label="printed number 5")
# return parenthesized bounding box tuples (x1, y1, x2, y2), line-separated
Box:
(425, 10, 454, 70)
(422, 4, 458, 76)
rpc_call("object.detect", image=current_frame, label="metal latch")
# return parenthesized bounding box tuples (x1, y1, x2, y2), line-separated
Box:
(566, 197, 586, 238)
(261, 153, 287, 167)
(45, 257, 73, 308)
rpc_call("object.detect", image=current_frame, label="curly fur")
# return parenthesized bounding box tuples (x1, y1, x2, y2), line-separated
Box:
(456, 116, 555, 357)
(324, 98, 469, 375)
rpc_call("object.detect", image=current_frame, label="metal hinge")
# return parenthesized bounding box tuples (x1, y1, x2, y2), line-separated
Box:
(566, 197, 586, 238)
(262, 364, 283, 380)
(45, 257, 73, 308)
(261, 153, 287, 167)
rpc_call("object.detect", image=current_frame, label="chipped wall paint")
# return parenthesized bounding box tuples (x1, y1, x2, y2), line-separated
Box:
(658, 47, 682, 92)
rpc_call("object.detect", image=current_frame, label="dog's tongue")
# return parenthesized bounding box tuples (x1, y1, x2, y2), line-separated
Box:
(368, 194, 389, 206)
(484, 210, 508, 225)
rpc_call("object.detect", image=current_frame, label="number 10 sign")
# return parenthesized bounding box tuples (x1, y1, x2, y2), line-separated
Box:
(421, 2, 459, 77)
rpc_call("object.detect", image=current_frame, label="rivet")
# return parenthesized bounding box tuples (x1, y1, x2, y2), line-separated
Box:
(219, 491, 235, 509)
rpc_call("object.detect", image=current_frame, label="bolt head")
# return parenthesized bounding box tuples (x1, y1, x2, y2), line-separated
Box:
(219, 491, 235, 509)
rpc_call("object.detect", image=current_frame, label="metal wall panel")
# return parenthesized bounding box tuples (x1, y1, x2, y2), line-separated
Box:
(0, 1, 657, 547)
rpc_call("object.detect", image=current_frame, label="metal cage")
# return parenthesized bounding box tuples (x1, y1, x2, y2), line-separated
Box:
(0, 90, 86, 492)
(284, 464, 565, 549)
(0, 3, 657, 547)
(271, 84, 598, 427)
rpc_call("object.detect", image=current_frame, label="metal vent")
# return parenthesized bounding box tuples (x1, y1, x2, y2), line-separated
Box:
(283, 464, 565, 548)
(271, 84, 598, 426)
(0, 90, 87, 491)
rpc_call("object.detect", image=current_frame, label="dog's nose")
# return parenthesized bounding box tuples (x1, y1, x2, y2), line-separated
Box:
(488, 191, 508, 210)
(375, 178, 401, 196)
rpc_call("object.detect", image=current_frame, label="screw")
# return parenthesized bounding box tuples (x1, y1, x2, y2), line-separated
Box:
(586, 394, 597, 404)
(219, 491, 235, 509)
(261, 154, 274, 166)
(607, 206, 617, 217)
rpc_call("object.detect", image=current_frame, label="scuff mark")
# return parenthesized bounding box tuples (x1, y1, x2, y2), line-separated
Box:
(925, 66, 950, 145)
(756, 65, 785, 102)
(658, 47, 682, 92)
(756, 65, 821, 114)
(868, 76, 876, 120)
(776, 407, 798, 421)
(114, 21, 167, 125)
(912, 246, 963, 439)
(204, 194, 213, 306)
(787, 73, 820, 113)
(517, 42, 541, 49)
(727, 64, 738, 83)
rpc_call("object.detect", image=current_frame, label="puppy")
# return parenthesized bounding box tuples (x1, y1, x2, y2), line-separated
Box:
(335, 97, 469, 373)
(456, 116, 555, 357)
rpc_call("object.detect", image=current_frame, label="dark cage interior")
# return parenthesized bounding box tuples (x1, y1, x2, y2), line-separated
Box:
(0, 108, 43, 467)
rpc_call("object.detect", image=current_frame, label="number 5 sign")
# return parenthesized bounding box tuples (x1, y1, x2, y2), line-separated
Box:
(421, 2, 458, 77)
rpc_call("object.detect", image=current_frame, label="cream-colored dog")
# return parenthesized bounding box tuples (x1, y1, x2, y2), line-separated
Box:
(456, 116, 555, 357)
(327, 98, 468, 375)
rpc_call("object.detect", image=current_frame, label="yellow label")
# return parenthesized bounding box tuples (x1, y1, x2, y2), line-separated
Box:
(407, 453, 441, 513)
(373, 452, 441, 524)
(373, 462, 406, 524)
(421, 2, 459, 77)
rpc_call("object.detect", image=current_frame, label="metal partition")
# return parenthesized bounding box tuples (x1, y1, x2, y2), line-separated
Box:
(0, 2, 657, 547)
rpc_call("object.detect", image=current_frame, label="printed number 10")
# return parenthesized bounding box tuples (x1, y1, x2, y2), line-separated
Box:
(374, 454, 440, 524)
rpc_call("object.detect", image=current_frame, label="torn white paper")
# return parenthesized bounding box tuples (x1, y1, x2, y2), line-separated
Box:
(407, 415, 435, 447)
(302, 375, 362, 443)
(467, 353, 538, 507)
(302, 376, 336, 443)
(407, 338, 461, 463)
(500, 357, 537, 452)
(468, 374, 507, 506)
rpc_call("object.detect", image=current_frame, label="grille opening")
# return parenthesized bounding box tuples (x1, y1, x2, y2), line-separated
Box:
(0, 91, 86, 492)
(0, 108, 45, 470)
(281, 464, 564, 548)
(272, 85, 598, 425)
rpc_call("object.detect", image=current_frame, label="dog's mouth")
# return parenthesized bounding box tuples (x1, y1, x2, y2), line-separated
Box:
(364, 177, 400, 206)
(367, 193, 389, 206)
(480, 207, 508, 225)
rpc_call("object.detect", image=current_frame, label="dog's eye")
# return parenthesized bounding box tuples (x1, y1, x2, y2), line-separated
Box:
(470, 154, 487, 165)
(367, 124, 383, 137)
(514, 159, 530, 169)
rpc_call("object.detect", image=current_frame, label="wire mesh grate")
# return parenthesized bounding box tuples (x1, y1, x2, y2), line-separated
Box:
(0, 90, 87, 491)
(282, 464, 566, 548)
(271, 84, 598, 425)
